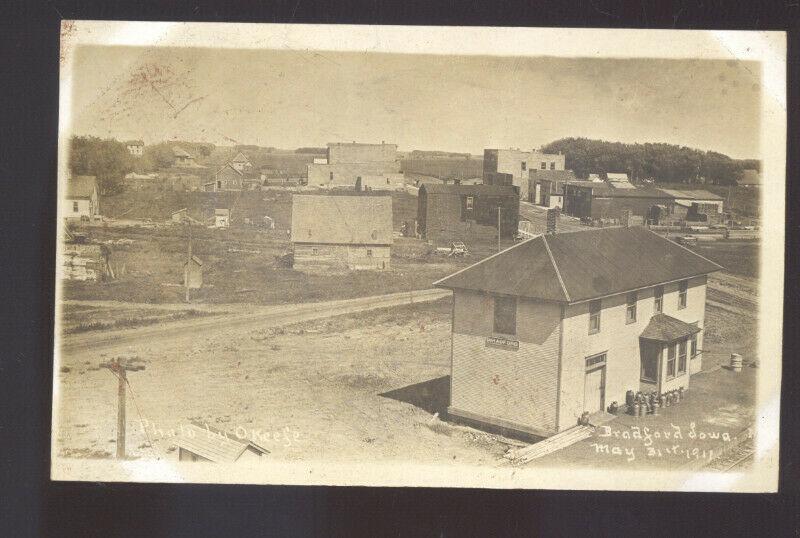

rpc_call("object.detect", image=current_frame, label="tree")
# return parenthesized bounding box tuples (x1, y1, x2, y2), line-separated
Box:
(143, 142, 177, 170)
(69, 136, 133, 194)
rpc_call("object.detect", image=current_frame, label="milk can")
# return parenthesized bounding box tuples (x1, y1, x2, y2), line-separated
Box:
(730, 353, 743, 372)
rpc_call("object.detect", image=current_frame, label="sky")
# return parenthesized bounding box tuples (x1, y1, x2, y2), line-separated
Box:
(69, 46, 762, 159)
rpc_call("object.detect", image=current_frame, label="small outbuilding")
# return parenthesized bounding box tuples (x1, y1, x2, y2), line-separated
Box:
(174, 423, 269, 463)
(62, 175, 100, 220)
(214, 208, 230, 228)
(183, 255, 203, 289)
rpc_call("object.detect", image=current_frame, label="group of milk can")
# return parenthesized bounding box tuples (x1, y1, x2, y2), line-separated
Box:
(607, 388, 686, 417)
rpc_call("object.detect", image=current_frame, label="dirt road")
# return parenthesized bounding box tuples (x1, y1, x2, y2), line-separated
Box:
(59, 288, 451, 355)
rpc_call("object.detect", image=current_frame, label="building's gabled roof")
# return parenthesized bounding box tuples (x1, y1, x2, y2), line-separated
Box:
(215, 208, 230, 216)
(173, 146, 192, 158)
(607, 172, 629, 181)
(640, 313, 701, 343)
(291, 194, 393, 245)
(434, 226, 722, 303)
(65, 175, 97, 199)
(215, 163, 243, 177)
(183, 255, 203, 266)
(232, 152, 250, 163)
(173, 423, 268, 463)
(658, 188, 724, 201)
(419, 184, 519, 196)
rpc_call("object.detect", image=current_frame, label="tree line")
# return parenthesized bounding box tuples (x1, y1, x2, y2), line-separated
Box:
(540, 137, 759, 186)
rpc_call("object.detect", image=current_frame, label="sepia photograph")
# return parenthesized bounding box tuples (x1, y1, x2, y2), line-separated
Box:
(51, 22, 785, 491)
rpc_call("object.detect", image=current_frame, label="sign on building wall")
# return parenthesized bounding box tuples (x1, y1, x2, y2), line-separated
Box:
(485, 336, 519, 351)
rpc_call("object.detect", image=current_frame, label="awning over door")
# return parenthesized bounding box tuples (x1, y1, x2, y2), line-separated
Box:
(640, 313, 701, 343)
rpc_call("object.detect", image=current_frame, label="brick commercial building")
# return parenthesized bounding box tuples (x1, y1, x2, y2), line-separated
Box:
(291, 194, 393, 271)
(434, 226, 721, 439)
(483, 148, 565, 202)
(417, 184, 520, 247)
(306, 142, 403, 188)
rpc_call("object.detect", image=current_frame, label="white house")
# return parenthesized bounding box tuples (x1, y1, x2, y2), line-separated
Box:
(62, 175, 99, 220)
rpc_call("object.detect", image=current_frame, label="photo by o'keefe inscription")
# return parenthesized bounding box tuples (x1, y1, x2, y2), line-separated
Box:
(51, 22, 784, 491)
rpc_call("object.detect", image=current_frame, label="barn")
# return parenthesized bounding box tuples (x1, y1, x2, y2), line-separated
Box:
(291, 194, 393, 271)
(417, 184, 519, 247)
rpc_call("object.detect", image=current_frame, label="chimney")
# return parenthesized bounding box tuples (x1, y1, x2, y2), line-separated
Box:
(546, 208, 559, 234)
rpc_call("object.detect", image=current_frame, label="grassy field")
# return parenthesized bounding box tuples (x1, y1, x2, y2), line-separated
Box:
(60, 304, 213, 334)
(689, 240, 759, 279)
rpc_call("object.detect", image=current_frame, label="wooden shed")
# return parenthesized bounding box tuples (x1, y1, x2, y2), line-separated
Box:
(174, 423, 269, 463)
(183, 255, 203, 289)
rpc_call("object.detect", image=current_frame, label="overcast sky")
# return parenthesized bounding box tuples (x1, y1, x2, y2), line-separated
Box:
(69, 46, 761, 159)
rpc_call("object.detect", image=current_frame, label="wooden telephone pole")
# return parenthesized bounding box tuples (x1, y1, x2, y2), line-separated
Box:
(101, 356, 145, 459)
(497, 206, 502, 253)
(185, 220, 193, 303)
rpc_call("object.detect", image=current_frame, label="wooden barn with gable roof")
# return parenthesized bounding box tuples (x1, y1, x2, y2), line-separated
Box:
(434, 226, 722, 439)
(291, 194, 393, 271)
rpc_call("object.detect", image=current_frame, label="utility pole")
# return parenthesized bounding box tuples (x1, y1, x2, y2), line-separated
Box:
(497, 206, 502, 253)
(185, 220, 192, 303)
(101, 356, 145, 459)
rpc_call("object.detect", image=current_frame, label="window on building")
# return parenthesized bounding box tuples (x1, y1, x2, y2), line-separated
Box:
(678, 340, 688, 375)
(493, 296, 517, 335)
(366, 249, 373, 257)
(466, 196, 474, 211)
(521, 161, 526, 171)
(678, 280, 688, 309)
(641, 348, 659, 382)
(626, 291, 637, 324)
(691, 334, 698, 358)
(654, 285, 664, 313)
(216, 181, 221, 190)
(72, 201, 78, 213)
(666, 344, 676, 379)
(329, 172, 334, 180)
(311, 248, 318, 255)
(540, 162, 547, 170)
(550, 161, 556, 170)
(585, 353, 607, 370)
(589, 299, 601, 334)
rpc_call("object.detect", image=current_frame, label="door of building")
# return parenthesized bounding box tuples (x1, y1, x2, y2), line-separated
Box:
(584, 366, 606, 414)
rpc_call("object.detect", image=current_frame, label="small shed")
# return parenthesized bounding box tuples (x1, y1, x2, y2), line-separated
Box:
(214, 208, 230, 228)
(171, 208, 188, 222)
(174, 423, 270, 463)
(183, 255, 203, 289)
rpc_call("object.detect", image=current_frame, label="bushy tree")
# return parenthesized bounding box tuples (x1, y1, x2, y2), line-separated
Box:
(69, 136, 133, 194)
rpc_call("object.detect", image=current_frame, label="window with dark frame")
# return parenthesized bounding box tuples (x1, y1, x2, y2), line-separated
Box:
(589, 299, 601, 334)
(626, 291, 637, 324)
(540, 161, 546, 169)
(72, 201, 79, 212)
(493, 295, 517, 336)
(678, 280, 688, 309)
(666, 344, 676, 379)
(521, 162, 526, 171)
(678, 340, 687, 375)
(654, 285, 664, 313)
(366, 249, 373, 257)
(641, 348, 659, 382)
(550, 162, 556, 170)
(465, 196, 474, 211)
(691, 334, 698, 358)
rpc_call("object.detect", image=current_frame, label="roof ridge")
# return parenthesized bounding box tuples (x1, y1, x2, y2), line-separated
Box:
(432, 236, 541, 288)
(642, 227, 724, 271)
(541, 235, 571, 302)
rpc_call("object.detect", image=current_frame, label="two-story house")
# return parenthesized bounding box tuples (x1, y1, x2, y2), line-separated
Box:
(434, 226, 722, 439)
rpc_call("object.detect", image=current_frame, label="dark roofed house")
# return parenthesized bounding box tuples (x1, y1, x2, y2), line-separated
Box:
(417, 184, 519, 247)
(434, 226, 721, 439)
(62, 175, 99, 220)
(291, 194, 393, 271)
(528, 169, 578, 208)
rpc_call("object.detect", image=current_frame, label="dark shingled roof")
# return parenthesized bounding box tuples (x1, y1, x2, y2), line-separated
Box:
(434, 226, 722, 303)
(419, 184, 519, 196)
(640, 314, 701, 343)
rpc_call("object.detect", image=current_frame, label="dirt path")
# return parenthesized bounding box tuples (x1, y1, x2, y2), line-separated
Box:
(59, 288, 451, 355)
